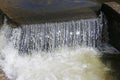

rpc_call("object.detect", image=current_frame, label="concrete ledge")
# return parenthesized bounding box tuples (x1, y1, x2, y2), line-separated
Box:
(101, 2, 120, 80)
(0, 0, 101, 25)
(104, 2, 120, 14)
(101, 2, 120, 51)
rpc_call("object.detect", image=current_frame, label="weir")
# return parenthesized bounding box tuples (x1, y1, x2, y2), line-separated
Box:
(4, 12, 108, 53)
(0, 0, 120, 80)
(3, 12, 118, 54)
(0, 0, 101, 24)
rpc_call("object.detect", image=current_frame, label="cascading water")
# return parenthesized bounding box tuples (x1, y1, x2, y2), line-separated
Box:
(0, 12, 117, 80)
(4, 12, 118, 54)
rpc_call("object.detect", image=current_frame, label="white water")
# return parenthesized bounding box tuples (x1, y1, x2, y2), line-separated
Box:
(4, 12, 118, 54)
(0, 30, 109, 80)
(0, 17, 112, 80)
(1, 48, 110, 80)
(8, 18, 103, 54)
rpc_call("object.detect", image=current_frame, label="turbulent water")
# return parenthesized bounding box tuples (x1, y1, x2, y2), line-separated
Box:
(0, 47, 111, 80)
(4, 12, 118, 54)
(0, 12, 117, 80)
(0, 33, 110, 80)
(7, 18, 104, 54)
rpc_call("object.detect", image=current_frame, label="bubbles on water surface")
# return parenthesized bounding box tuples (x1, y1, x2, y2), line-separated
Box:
(0, 12, 116, 80)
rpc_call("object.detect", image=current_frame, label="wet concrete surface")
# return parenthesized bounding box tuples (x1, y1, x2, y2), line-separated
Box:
(0, 0, 101, 24)
(101, 2, 120, 79)
(101, 2, 120, 51)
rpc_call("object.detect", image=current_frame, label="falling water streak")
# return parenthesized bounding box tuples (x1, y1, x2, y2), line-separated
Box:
(3, 12, 118, 54)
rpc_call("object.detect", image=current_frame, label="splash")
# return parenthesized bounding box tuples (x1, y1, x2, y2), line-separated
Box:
(0, 13, 115, 80)
(0, 46, 110, 80)
(0, 24, 111, 80)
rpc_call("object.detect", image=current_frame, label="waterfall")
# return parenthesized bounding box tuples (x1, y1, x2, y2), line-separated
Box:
(4, 12, 118, 54)
(0, 12, 117, 80)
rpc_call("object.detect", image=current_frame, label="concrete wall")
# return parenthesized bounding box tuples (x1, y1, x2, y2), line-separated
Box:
(101, 2, 120, 51)
(101, 2, 120, 80)
(0, 10, 4, 26)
